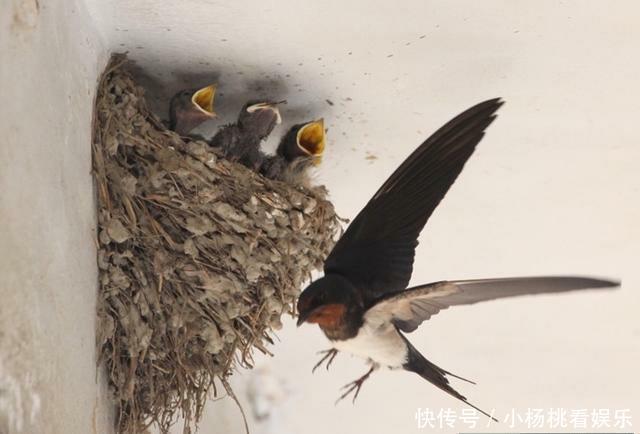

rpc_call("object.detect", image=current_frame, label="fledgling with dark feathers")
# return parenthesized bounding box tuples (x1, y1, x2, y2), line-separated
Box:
(168, 84, 216, 136)
(210, 101, 282, 171)
(296, 98, 620, 418)
(260, 119, 326, 186)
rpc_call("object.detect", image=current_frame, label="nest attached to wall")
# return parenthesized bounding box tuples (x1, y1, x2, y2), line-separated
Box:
(92, 54, 340, 434)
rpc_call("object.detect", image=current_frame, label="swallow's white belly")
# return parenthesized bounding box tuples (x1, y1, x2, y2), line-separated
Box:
(331, 321, 408, 368)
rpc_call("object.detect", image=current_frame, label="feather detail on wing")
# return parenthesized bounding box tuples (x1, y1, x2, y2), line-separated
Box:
(365, 276, 620, 332)
(324, 99, 504, 301)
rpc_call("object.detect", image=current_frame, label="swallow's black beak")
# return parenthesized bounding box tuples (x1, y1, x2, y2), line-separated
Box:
(296, 311, 308, 327)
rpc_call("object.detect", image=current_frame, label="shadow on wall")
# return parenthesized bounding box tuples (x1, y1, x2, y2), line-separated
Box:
(128, 59, 329, 150)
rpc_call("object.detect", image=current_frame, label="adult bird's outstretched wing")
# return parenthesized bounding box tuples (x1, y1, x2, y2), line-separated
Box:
(365, 276, 620, 332)
(324, 98, 504, 302)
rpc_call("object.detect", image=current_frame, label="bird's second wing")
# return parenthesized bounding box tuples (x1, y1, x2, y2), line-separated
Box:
(365, 276, 619, 332)
(324, 98, 504, 301)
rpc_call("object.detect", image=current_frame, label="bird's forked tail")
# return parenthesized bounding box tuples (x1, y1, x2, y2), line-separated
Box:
(401, 335, 498, 422)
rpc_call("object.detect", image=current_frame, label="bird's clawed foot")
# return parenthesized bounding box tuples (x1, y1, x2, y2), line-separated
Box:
(312, 348, 338, 373)
(335, 365, 375, 404)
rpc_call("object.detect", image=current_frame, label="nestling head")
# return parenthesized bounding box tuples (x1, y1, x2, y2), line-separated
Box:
(238, 101, 282, 139)
(279, 119, 326, 165)
(168, 84, 217, 135)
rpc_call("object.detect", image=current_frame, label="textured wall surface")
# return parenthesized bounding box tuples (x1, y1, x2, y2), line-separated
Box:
(0, 0, 111, 433)
(2, 1, 639, 433)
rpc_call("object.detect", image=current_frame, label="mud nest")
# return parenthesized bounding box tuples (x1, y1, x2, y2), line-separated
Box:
(92, 54, 341, 434)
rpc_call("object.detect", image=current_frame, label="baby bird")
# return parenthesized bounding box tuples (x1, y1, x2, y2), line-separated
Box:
(168, 84, 217, 135)
(210, 101, 282, 171)
(261, 119, 326, 185)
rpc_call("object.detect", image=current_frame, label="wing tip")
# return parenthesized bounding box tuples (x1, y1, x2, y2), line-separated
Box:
(556, 275, 621, 289)
(474, 97, 505, 113)
(449, 97, 504, 135)
(587, 277, 621, 288)
(483, 96, 505, 105)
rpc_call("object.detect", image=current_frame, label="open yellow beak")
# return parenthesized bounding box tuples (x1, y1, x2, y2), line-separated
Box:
(296, 119, 325, 165)
(191, 84, 217, 117)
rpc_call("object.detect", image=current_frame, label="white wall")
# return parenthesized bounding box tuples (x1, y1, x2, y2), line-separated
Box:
(0, 0, 111, 433)
(2, 1, 638, 433)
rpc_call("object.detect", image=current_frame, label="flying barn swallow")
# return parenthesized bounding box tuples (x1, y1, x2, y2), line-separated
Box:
(296, 98, 619, 418)
(168, 84, 217, 135)
(210, 101, 282, 171)
(260, 119, 326, 184)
